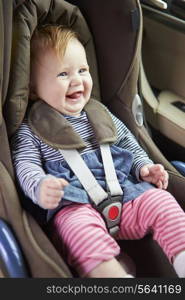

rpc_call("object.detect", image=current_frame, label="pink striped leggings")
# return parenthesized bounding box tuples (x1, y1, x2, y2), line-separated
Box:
(52, 189, 185, 276)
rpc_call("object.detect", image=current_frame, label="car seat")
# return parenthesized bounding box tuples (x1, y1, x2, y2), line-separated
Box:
(1, 0, 185, 278)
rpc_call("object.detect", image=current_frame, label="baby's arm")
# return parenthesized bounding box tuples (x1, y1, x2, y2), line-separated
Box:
(140, 163, 169, 189)
(11, 122, 68, 208)
(37, 176, 68, 209)
(108, 110, 169, 189)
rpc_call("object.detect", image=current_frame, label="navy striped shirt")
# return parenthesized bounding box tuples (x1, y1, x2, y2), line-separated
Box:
(11, 107, 153, 204)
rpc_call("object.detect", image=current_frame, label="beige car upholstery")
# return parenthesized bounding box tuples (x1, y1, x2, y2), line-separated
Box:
(141, 63, 185, 148)
(141, 5, 185, 148)
(142, 13, 185, 98)
(157, 91, 185, 148)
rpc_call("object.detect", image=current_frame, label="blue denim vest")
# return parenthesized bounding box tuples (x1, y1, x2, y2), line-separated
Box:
(27, 100, 154, 222)
(46, 145, 154, 220)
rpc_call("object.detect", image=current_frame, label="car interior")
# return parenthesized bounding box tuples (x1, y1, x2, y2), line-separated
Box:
(141, 0, 185, 175)
(0, 0, 185, 278)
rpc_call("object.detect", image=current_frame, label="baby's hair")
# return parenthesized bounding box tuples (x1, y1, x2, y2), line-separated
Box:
(30, 25, 79, 60)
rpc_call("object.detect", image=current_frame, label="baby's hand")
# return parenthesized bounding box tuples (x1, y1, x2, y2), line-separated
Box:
(140, 164, 169, 189)
(38, 176, 69, 209)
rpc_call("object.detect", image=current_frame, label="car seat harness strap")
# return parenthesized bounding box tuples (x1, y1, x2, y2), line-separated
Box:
(60, 144, 123, 237)
(100, 144, 123, 196)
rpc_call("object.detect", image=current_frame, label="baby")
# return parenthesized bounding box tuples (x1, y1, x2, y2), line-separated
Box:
(11, 25, 185, 278)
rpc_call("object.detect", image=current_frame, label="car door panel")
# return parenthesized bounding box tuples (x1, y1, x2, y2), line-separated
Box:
(157, 90, 185, 148)
(142, 10, 185, 97)
(140, 0, 185, 163)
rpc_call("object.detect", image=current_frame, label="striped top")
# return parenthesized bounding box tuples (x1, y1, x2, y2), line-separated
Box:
(11, 107, 153, 205)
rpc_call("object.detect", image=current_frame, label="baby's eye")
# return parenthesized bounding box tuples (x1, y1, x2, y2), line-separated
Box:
(57, 72, 68, 77)
(79, 68, 88, 74)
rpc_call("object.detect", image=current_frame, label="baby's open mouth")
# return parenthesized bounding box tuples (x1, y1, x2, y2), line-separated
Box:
(67, 91, 83, 99)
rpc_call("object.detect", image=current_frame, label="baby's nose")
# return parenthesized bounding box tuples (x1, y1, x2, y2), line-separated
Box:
(70, 74, 82, 86)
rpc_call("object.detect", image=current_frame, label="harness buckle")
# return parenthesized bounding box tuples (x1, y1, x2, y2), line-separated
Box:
(95, 194, 122, 237)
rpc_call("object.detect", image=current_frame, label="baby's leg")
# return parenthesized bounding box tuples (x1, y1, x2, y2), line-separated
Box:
(118, 188, 185, 276)
(86, 257, 129, 277)
(52, 203, 129, 277)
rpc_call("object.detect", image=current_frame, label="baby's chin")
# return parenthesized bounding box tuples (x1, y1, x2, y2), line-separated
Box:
(60, 106, 83, 117)
(64, 98, 89, 114)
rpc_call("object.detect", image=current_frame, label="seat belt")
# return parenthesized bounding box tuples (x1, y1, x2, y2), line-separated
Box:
(100, 144, 123, 196)
(60, 144, 123, 236)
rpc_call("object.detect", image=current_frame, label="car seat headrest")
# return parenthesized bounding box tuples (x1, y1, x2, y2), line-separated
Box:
(4, 0, 100, 137)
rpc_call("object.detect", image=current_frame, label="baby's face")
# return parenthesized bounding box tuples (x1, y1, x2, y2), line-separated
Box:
(31, 38, 93, 116)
